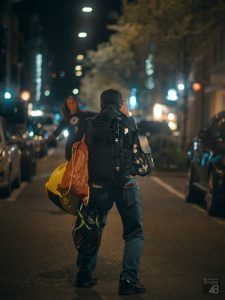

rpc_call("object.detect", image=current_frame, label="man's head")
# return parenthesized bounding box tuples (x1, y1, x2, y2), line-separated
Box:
(100, 89, 123, 110)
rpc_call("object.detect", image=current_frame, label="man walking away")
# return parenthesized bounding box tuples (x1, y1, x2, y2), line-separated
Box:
(75, 89, 147, 295)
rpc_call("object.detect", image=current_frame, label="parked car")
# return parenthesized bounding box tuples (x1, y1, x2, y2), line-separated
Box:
(31, 113, 58, 147)
(0, 100, 37, 181)
(9, 125, 37, 180)
(28, 119, 48, 158)
(0, 117, 21, 197)
(186, 111, 225, 216)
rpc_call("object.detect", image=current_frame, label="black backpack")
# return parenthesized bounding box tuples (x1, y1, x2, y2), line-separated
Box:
(87, 115, 134, 185)
(86, 113, 154, 185)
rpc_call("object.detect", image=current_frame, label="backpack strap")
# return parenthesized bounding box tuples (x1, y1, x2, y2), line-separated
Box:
(112, 117, 121, 172)
(83, 117, 94, 151)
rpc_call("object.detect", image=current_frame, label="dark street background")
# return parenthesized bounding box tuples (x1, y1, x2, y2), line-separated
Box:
(1, 143, 225, 300)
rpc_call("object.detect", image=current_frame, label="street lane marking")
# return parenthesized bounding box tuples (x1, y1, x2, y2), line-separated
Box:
(47, 148, 55, 157)
(4, 182, 27, 202)
(151, 176, 185, 200)
(151, 176, 225, 227)
(211, 218, 225, 226)
(190, 204, 206, 214)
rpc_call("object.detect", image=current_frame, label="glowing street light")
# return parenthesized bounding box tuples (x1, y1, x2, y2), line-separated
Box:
(20, 90, 31, 101)
(192, 82, 202, 92)
(177, 83, 185, 91)
(4, 91, 12, 99)
(44, 90, 50, 96)
(153, 103, 163, 121)
(168, 113, 175, 121)
(76, 71, 82, 77)
(166, 89, 178, 101)
(31, 110, 44, 117)
(76, 54, 84, 61)
(129, 95, 137, 110)
(78, 32, 87, 38)
(72, 88, 79, 95)
(128, 88, 138, 110)
(168, 121, 177, 131)
(75, 65, 82, 71)
(82, 7, 93, 13)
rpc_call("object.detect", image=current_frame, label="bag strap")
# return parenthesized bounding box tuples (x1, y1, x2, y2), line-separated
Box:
(113, 118, 121, 172)
(65, 143, 79, 195)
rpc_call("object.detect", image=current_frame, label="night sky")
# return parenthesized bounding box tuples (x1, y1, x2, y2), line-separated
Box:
(15, 0, 122, 102)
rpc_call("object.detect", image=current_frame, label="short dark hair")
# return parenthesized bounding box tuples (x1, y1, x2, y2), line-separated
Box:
(100, 89, 122, 109)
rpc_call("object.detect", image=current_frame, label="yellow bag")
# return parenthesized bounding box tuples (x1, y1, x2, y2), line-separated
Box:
(45, 162, 81, 215)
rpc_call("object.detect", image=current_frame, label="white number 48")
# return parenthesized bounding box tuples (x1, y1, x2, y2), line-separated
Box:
(209, 284, 219, 294)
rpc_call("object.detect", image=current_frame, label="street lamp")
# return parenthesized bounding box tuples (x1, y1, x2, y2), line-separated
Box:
(20, 90, 31, 101)
(166, 89, 178, 101)
(82, 7, 93, 13)
(72, 89, 79, 95)
(78, 32, 87, 38)
(177, 83, 185, 91)
(75, 65, 82, 71)
(76, 54, 84, 61)
(75, 71, 82, 77)
(44, 90, 50, 96)
(192, 82, 202, 92)
(4, 91, 12, 99)
(128, 88, 138, 111)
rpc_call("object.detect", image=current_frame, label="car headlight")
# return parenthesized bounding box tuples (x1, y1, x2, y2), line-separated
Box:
(63, 129, 69, 138)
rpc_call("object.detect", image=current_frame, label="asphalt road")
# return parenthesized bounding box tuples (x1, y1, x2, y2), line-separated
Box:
(0, 143, 225, 300)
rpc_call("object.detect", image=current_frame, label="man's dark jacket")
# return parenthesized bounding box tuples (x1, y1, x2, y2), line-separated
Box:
(84, 105, 137, 187)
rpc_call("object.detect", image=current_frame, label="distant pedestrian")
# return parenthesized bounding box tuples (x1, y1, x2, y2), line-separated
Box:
(75, 89, 152, 295)
(47, 95, 96, 161)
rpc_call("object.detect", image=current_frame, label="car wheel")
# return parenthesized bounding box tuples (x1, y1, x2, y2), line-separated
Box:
(14, 169, 21, 189)
(205, 171, 220, 216)
(185, 165, 204, 203)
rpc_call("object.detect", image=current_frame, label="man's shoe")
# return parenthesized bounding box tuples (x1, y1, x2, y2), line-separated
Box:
(75, 272, 97, 288)
(118, 278, 146, 295)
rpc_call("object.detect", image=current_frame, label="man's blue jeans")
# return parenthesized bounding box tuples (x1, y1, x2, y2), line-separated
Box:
(76, 178, 144, 284)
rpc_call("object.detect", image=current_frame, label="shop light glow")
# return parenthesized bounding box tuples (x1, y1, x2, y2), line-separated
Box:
(35, 54, 42, 101)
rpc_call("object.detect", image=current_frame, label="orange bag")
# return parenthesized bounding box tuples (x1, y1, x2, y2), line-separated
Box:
(58, 136, 89, 202)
